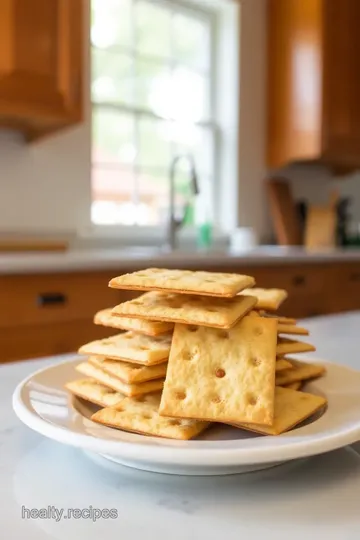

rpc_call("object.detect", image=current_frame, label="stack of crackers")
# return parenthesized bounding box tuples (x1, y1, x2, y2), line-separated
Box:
(66, 268, 327, 440)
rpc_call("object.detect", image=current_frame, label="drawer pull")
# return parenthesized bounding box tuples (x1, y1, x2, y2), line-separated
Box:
(292, 275, 306, 286)
(37, 293, 67, 306)
(350, 273, 360, 281)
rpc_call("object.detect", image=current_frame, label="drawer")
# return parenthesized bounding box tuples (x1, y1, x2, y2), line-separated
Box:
(0, 271, 139, 329)
(0, 318, 117, 363)
(325, 262, 360, 313)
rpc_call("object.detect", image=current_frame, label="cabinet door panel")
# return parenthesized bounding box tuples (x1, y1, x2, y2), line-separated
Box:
(322, 0, 360, 165)
(0, 0, 83, 126)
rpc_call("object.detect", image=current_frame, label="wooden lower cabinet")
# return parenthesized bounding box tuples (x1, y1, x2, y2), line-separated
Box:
(2, 261, 360, 362)
(0, 319, 117, 364)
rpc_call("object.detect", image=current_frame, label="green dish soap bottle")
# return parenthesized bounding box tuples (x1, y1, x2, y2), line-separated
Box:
(195, 193, 213, 250)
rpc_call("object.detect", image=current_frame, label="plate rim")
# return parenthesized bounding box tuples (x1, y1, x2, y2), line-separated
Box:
(12, 357, 360, 468)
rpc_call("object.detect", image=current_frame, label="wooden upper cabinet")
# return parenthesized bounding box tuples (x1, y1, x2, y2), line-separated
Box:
(267, 0, 360, 170)
(0, 0, 84, 141)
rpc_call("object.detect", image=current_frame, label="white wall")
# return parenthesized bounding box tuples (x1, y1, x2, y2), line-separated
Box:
(0, 126, 91, 234)
(0, 0, 91, 236)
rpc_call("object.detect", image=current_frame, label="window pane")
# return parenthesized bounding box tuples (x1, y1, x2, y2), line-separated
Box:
(134, 58, 170, 113)
(93, 109, 135, 165)
(135, 1, 171, 58)
(135, 63, 209, 121)
(173, 14, 210, 71)
(173, 126, 214, 175)
(92, 166, 135, 225)
(137, 170, 168, 225)
(138, 118, 172, 169)
(91, 0, 132, 50)
(92, 49, 133, 105)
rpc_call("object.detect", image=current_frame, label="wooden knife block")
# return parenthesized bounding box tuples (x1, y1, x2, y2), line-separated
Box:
(304, 192, 338, 249)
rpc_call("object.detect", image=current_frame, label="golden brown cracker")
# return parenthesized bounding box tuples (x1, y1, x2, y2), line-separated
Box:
(94, 308, 173, 336)
(76, 362, 164, 397)
(159, 316, 277, 426)
(235, 386, 327, 435)
(276, 338, 316, 356)
(276, 358, 293, 372)
(109, 268, 255, 297)
(65, 378, 124, 407)
(112, 291, 256, 329)
(275, 359, 325, 386)
(79, 331, 171, 366)
(91, 392, 210, 440)
(240, 288, 288, 311)
(277, 324, 309, 336)
(88, 356, 167, 384)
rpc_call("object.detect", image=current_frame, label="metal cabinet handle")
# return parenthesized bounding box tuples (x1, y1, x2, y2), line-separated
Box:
(37, 293, 67, 306)
(292, 275, 306, 286)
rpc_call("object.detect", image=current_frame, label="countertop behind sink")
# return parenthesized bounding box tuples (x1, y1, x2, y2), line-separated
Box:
(2, 246, 360, 275)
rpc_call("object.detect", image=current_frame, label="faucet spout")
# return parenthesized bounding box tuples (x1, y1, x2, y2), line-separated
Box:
(166, 154, 199, 252)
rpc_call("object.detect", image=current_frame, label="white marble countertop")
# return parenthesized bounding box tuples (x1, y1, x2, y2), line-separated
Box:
(2, 311, 360, 538)
(2, 246, 360, 275)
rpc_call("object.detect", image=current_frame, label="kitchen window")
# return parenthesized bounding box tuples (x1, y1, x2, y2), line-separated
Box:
(90, 0, 217, 227)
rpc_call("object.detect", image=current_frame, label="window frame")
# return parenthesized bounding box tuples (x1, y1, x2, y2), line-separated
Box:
(91, 0, 219, 228)
(84, 0, 240, 244)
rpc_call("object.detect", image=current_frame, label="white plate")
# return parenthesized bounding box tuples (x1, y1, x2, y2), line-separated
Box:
(12, 357, 360, 475)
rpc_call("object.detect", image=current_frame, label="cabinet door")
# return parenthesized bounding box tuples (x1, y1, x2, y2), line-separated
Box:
(322, 0, 360, 166)
(267, 0, 323, 168)
(0, 0, 83, 135)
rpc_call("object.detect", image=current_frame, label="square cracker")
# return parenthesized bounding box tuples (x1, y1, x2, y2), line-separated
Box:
(276, 338, 316, 356)
(277, 324, 309, 336)
(94, 308, 173, 337)
(258, 312, 297, 325)
(78, 332, 171, 366)
(88, 356, 167, 384)
(91, 393, 210, 440)
(240, 288, 288, 311)
(109, 268, 255, 298)
(235, 386, 327, 435)
(76, 362, 164, 397)
(65, 378, 124, 407)
(275, 359, 325, 386)
(112, 291, 257, 329)
(276, 358, 293, 372)
(159, 316, 277, 426)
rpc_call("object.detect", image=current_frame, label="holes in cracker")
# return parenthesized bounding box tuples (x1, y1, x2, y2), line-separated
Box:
(218, 330, 229, 339)
(211, 395, 221, 404)
(175, 390, 186, 400)
(247, 394, 258, 406)
(250, 357, 261, 367)
(187, 325, 198, 332)
(142, 414, 152, 420)
(123, 334, 132, 339)
(215, 368, 226, 378)
(253, 327, 263, 336)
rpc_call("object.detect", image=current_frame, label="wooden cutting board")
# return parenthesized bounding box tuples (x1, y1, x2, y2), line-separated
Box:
(266, 178, 302, 245)
(304, 191, 338, 249)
